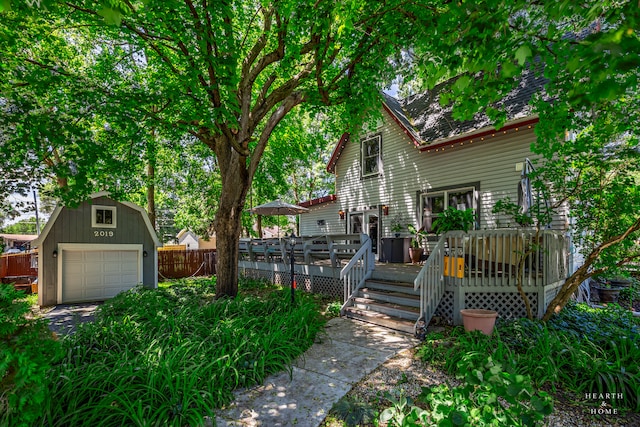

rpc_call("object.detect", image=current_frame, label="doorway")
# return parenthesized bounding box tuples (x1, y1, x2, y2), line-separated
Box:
(348, 210, 379, 255)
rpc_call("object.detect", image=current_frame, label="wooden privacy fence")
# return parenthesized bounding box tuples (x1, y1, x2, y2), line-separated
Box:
(0, 252, 38, 280)
(158, 249, 216, 280)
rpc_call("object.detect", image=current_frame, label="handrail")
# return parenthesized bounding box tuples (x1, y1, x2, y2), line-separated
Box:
(339, 236, 374, 315)
(413, 235, 447, 331)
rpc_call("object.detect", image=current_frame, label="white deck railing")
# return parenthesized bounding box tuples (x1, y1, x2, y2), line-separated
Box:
(439, 229, 567, 287)
(414, 229, 567, 327)
(414, 235, 446, 330)
(339, 237, 374, 314)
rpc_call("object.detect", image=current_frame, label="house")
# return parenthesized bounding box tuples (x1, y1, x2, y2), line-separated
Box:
(299, 71, 567, 250)
(240, 73, 569, 331)
(176, 229, 217, 250)
(33, 192, 162, 306)
(0, 233, 38, 252)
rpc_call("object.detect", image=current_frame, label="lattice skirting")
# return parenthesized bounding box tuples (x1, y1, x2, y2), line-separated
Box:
(464, 291, 538, 320)
(434, 291, 455, 322)
(240, 267, 342, 300)
(434, 284, 562, 325)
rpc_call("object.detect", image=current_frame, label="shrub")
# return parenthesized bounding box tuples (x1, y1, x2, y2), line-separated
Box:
(0, 284, 62, 427)
(38, 279, 326, 426)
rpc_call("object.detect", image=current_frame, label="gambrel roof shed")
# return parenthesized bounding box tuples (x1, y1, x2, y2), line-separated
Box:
(34, 192, 161, 307)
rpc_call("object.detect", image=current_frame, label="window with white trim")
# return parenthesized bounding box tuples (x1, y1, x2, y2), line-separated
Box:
(421, 186, 476, 232)
(92, 205, 117, 228)
(361, 134, 381, 177)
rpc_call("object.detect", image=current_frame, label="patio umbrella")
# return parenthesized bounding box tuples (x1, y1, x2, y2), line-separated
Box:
(249, 199, 309, 237)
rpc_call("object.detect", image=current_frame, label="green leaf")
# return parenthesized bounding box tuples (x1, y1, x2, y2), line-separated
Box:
(501, 62, 518, 78)
(0, 0, 11, 13)
(450, 410, 468, 425)
(97, 7, 123, 25)
(454, 75, 471, 92)
(514, 45, 532, 66)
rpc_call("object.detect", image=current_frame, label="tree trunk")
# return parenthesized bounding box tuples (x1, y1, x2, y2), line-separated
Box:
(211, 134, 251, 299)
(542, 217, 640, 321)
(147, 162, 156, 231)
(256, 214, 262, 238)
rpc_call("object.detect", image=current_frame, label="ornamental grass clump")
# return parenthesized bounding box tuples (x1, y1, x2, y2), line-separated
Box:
(38, 278, 325, 427)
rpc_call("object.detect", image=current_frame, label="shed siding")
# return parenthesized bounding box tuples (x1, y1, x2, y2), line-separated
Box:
(40, 196, 157, 306)
(312, 112, 567, 238)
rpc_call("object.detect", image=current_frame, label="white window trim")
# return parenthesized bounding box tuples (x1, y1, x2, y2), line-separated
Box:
(361, 134, 382, 178)
(92, 205, 117, 228)
(421, 186, 477, 232)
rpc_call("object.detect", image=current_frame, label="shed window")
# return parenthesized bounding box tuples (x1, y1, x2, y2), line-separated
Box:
(361, 134, 381, 177)
(92, 205, 117, 228)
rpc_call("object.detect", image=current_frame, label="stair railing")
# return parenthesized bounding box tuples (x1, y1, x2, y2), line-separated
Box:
(414, 234, 446, 332)
(339, 236, 374, 315)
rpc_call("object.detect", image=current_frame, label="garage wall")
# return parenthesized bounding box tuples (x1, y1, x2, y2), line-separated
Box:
(40, 196, 158, 306)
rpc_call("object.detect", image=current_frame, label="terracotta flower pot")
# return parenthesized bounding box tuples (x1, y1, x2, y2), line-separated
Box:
(460, 309, 498, 335)
(408, 247, 423, 264)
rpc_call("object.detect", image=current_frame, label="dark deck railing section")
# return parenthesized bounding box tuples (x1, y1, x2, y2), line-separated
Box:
(0, 252, 38, 280)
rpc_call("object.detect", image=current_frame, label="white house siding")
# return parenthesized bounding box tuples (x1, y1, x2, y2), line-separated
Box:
(328, 112, 568, 238)
(299, 201, 345, 236)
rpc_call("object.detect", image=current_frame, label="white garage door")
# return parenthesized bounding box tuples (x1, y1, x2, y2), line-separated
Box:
(61, 249, 141, 303)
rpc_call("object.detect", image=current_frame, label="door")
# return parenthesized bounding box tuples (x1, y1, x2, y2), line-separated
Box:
(348, 210, 379, 255)
(60, 247, 141, 303)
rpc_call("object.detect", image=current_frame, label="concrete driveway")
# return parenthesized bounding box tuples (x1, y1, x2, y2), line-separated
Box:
(42, 303, 102, 336)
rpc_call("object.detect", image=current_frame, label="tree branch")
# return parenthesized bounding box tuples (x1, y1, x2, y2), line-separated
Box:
(248, 91, 305, 180)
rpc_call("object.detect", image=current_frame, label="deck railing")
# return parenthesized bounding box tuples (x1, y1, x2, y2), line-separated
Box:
(440, 229, 567, 287)
(340, 237, 374, 314)
(414, 229, 567, 327)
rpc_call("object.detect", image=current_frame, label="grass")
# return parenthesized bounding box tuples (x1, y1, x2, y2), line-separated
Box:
(33, 277, 329, 427)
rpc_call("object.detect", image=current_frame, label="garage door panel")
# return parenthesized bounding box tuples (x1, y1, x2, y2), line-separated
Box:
(64, 251, 85, 262)
(62, 249, 141, 303)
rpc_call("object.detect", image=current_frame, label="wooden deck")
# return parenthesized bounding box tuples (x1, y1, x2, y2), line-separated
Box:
(239, 230, 569, 331)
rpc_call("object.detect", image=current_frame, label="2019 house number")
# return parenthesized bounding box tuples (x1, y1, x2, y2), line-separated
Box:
(94, 230, 114, 237)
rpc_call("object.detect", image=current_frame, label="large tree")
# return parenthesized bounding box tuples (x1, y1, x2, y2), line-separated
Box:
(2, 0, 423, 298)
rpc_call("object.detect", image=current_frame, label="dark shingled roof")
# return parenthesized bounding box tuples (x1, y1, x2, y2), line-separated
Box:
(390, 70, 547, 147)
(327, 71, 547, 173)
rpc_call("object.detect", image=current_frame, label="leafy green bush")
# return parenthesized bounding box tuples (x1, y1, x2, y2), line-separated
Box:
(1, 284, 62, 427)
(380, 357, 553, 427)
(421, 303, 640, 411)
(38, 278, 326, 426)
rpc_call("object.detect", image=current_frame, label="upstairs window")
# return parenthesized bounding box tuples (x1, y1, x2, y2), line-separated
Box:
(92, 205, 117, 228)
(361, 134, 381, 178)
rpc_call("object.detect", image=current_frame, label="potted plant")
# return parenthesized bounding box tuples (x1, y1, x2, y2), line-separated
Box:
(390, 216, 404, 238)
(592, 274, 630, 303)
(407, 224, 427, 264)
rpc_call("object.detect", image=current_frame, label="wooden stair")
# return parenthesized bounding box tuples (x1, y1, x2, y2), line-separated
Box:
(343, 279, 420, 334)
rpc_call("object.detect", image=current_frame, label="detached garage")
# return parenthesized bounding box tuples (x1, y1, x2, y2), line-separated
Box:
(34, 192, 161, 306)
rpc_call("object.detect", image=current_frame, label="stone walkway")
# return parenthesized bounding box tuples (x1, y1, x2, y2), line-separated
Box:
(215, 317, 419, 426)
